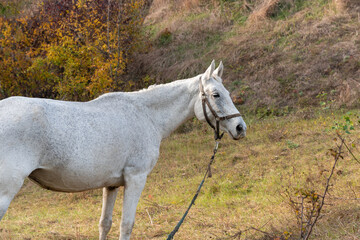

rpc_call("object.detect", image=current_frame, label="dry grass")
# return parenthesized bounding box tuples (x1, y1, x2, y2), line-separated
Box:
(1, 110, 360, 239)
(225, 13, 360, 109)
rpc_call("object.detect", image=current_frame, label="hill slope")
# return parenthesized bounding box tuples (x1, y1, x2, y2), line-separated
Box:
(129, 0, 360, 113)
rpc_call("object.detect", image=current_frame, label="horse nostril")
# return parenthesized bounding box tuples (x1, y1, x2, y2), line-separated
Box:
(236, 124, 243, 133)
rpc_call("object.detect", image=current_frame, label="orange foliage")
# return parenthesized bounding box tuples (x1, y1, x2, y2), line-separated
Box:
(0, 0, 145, 101)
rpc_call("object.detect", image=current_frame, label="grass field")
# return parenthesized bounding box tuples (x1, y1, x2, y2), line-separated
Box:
(1, 109, 360, 240)
(1, 1, 360, 239)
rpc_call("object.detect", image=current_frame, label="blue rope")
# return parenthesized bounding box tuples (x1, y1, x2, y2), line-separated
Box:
(167, 141, 219, 240)
(166, 179, 205, 240)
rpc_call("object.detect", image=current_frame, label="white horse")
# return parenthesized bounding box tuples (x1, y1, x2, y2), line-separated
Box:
(0, 60, 246, 240)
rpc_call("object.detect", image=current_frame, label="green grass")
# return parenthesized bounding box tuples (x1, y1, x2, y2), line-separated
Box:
(2, 109, 360, 239)
(184, 12, 210, 22)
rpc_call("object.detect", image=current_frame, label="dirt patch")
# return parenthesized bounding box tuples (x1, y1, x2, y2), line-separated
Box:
(333, 0, 360, 13)
(248, 0, 281, 22)
(338, 79, 360, 106)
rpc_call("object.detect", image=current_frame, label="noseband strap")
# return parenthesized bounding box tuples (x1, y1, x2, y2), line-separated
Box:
(199, 80, 241, 140)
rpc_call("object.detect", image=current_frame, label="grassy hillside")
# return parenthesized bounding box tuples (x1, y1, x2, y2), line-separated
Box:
(1, 110, 360, 239)
(129, 0, 360, 113)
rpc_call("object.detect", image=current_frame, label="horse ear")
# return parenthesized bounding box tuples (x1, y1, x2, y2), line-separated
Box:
(202, 60, 215, 84)
(213, 61, 224, 81)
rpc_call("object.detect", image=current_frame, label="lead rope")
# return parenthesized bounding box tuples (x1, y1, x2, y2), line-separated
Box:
(166, 139, 221, 240)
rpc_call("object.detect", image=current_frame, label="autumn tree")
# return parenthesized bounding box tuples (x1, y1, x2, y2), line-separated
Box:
(0, 0, 146, 101)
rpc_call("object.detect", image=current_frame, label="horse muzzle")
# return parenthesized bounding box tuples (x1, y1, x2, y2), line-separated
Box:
(228, 122, 246, 140)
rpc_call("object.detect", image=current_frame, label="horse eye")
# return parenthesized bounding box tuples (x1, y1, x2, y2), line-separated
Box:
(213, 93, 220, 98)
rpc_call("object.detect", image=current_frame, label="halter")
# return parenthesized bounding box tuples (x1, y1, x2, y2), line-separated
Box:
(199, 78, 242, 140)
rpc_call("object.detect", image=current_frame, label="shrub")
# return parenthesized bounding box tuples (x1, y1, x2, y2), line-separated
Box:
(0, 0, 146, 100)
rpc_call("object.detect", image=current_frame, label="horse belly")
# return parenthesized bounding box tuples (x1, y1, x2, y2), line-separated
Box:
(28, 167, 125, 192)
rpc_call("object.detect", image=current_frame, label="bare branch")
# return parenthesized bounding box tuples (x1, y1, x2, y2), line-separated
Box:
(107, 0, 113, 79)
(302, 136, 345, 240)
(343, 139, 360, 165)
(299, 196, 304, 239)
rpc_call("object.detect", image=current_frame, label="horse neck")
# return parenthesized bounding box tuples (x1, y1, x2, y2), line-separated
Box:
(138, 77, 200, 139)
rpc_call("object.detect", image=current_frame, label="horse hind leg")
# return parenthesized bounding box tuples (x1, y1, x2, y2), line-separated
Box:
(99, 186, 119, 240)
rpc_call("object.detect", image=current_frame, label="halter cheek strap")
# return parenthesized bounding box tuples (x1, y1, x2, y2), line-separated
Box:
(199, 79, 242, 140)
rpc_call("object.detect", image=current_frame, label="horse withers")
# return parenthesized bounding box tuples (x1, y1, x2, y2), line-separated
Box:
(0, 60, 246, 240)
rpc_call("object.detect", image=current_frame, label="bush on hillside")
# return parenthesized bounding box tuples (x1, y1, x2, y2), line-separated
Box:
(0, 0, 146, 101)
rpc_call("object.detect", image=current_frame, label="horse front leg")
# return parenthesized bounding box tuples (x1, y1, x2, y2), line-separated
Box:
(99, 186, 119, 240)
(0, 166, 35, 220)
(119, 173, 147, 240)
(0, 177, 23, 221)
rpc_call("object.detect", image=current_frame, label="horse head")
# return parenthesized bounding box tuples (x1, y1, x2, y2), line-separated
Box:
(194, 60, 246, 140)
